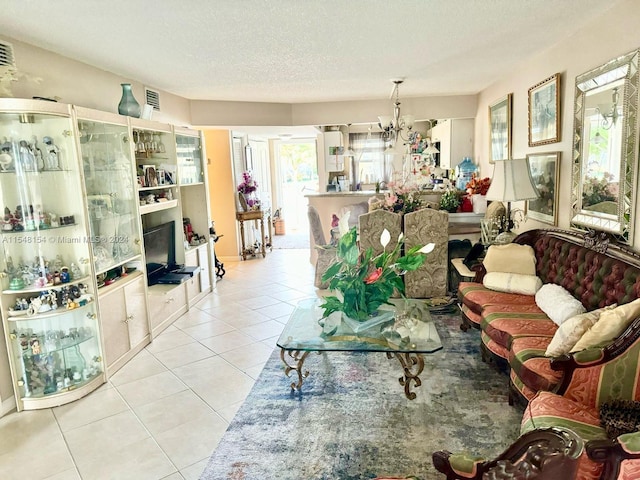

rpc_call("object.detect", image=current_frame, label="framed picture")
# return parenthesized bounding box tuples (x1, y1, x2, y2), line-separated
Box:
(489, 93, 512, 163)
(526, 152, 560, 225)
(528, 73, 560, 146)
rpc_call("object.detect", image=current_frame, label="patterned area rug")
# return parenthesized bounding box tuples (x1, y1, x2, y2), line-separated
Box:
(200, 312, 524, 480)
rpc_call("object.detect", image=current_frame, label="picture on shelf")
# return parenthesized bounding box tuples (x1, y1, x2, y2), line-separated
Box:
(143, 165, 158, 187)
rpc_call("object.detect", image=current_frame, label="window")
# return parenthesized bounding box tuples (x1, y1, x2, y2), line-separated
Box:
(349, 132, 385, 184)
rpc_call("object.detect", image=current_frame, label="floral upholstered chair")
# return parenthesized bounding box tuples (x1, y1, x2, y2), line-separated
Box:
(404, 208, 449, 298)
(308, 205, 336, 289)
(518, 322, 640, 480)
(358, 209, 402, 257)
(432, 427, 584, 479)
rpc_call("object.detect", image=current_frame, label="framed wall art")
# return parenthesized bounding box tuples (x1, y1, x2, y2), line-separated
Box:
(489, 93, 512, 163)
(525, 152, 560, 225)
(528, 73, 560, 146)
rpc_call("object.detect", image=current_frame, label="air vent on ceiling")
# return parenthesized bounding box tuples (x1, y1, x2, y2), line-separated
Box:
(0, 41, 16, 67)
(145, 88, 160, 111)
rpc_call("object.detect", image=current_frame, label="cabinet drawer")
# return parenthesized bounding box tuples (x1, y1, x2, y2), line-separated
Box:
(148, 285, 186, 330)
(186, 274, 200, 302)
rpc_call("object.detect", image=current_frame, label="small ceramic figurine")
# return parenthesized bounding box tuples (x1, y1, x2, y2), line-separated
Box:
(18, 140, 36, 171)
(0, 142, 13, 171)
(43, 136, 60, 170)
(29, 136, 44, 171)
(70, 263, 82, 280)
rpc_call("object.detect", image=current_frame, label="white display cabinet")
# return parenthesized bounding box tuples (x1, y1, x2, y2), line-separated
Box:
(75, 107, 150, 375)
(0, 99, 104, 411)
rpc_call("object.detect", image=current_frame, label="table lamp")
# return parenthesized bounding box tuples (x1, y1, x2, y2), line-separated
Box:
(485, 158, 539, 244)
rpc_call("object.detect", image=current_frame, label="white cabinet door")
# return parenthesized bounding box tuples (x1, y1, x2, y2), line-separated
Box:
(124, 276, 149, 348)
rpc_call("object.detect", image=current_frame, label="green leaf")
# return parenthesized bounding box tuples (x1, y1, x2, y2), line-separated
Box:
(321, 262, 342, 282)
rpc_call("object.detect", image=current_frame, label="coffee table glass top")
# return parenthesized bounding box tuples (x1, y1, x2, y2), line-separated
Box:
(277, 298, 442, 354)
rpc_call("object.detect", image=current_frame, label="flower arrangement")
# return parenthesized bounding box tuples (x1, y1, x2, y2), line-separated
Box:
(465, 174, 491, 195)
(320, 214, 434, 321)
(237, 171, 258, 194)
(439, 189, 461, 212)
(369, 181, 425, 215)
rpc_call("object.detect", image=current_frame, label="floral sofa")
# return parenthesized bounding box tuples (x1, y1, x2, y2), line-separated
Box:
(435, 228, 640, 479)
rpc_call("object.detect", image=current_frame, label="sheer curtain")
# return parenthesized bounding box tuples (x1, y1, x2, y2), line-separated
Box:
(349, 132, 385, 185)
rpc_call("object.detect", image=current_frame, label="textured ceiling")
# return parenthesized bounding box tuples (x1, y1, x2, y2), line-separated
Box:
(0, 0, 621, 103)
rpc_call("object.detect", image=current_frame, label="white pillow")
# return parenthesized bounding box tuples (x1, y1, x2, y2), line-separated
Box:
(535, 284, 586, 326)
(483, 272, 543, 296)
(545, 306, 615, 357)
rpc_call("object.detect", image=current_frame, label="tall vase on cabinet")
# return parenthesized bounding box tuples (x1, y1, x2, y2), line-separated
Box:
(118, 83, 141, 118)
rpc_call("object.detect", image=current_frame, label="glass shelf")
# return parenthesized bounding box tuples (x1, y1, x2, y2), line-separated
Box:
(7, 300, 94, 322)
(3, 275, 91, 295)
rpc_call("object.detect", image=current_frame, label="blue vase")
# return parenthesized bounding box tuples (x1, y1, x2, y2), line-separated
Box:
(118, 83, 141, 118)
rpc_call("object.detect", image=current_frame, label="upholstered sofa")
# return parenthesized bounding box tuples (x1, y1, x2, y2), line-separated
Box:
(437, 228, 640, 479)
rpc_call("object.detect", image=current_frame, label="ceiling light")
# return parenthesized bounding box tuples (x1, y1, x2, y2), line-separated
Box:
(378, 79, 415, 146)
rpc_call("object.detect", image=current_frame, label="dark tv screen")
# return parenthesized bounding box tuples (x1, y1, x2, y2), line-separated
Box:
(143, 221, 176, 280)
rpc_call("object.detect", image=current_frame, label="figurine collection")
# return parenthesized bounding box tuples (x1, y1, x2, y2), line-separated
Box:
(5, 255, 83, 291)
(2, 203, 75, 232)
(10, 323, 101, 397)
(0, 136, 61, 172)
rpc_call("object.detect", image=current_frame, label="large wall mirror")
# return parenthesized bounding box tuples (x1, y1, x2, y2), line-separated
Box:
(571, 49, 640, 243)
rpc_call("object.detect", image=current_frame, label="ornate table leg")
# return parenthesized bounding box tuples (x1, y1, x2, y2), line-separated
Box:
(386, 352, 425, 400)
(259, 216, 266, 257)
(238, 219, 247, 260)
(280, 348, 311, 390)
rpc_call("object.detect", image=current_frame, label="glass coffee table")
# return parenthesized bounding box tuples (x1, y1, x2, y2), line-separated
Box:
(276, 298, 442, 399)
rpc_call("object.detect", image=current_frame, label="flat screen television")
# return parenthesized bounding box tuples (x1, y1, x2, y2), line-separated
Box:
(143, 221, 176, 284)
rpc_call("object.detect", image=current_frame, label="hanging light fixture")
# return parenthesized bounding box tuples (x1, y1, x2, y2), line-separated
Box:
(378, 79, 415, 146)
(596, 86, 621, 130)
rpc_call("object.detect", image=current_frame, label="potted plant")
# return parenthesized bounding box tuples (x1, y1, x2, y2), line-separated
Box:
(320, 214, 434, 327)
(439, 190, 461, 213)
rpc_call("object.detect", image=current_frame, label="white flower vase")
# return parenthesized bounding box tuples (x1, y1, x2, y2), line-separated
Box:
(472, 194, 487, 214)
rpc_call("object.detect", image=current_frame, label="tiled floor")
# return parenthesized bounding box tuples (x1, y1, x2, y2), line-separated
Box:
(0, 249, 317, 480)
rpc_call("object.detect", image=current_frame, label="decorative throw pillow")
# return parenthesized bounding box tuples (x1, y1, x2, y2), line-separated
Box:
(600, 400, 640, 438)
(571, 298, 640, 352)
(483, 272, 543, 295)
(535, 283, 586, 326)
(483, 244, 537, 276)
(545, 306, 615, 357)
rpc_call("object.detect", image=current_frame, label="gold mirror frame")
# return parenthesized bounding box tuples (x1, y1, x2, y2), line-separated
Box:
(571, 49, 640, 243)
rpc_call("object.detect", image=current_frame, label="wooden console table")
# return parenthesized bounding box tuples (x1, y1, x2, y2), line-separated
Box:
(236, 210, 272, 260)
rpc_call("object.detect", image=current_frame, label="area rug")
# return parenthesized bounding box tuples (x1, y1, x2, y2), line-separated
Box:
(201, 312, 524, 480)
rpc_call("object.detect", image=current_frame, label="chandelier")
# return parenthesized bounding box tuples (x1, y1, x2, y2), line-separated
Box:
(378, 79, 415, 146)
(596, 86, 620, 130)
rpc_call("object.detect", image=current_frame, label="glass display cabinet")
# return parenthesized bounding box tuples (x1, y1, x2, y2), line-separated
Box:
(175, 127, 213, 306)
(75, 108, 143, 275)
(132, 120, 179, 217)
(176, 132, 204, 185)
(0, 99, 104, 410)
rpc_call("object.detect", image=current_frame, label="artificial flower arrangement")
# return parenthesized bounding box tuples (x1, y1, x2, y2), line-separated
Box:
(237, 171, 261, 210)
(465, 174, 491, 195)
(237, 170, 258, 194)
(320, 213, 434, 321)
(368, 181, 426, 215)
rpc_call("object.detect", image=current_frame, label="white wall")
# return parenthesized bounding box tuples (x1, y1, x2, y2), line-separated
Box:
(2, 36, 191, 125)
(473, 0, 640, 248)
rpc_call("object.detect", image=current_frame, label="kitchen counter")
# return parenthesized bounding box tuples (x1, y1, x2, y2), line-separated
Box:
(304, 190, 379, 197)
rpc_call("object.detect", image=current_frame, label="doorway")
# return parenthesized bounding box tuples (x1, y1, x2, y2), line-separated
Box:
(272, 139, 318, 249)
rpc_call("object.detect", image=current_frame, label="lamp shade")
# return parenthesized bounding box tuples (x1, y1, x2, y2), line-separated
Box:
(486, 158, 539, 202)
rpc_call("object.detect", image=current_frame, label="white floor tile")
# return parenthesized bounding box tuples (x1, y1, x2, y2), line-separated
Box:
(133, 389, 219, 437)
(180, 458, 208, 480)
(53, 387, 129, 432)
(116, 371, 187, 408)
(151, 341, 215, 369)
(0, 249, 311, 479)
(198, 330, 256, 354)
(154, 412, 228, 469)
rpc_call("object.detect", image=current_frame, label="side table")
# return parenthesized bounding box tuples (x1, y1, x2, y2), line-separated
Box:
(236, 210, 266, 260)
